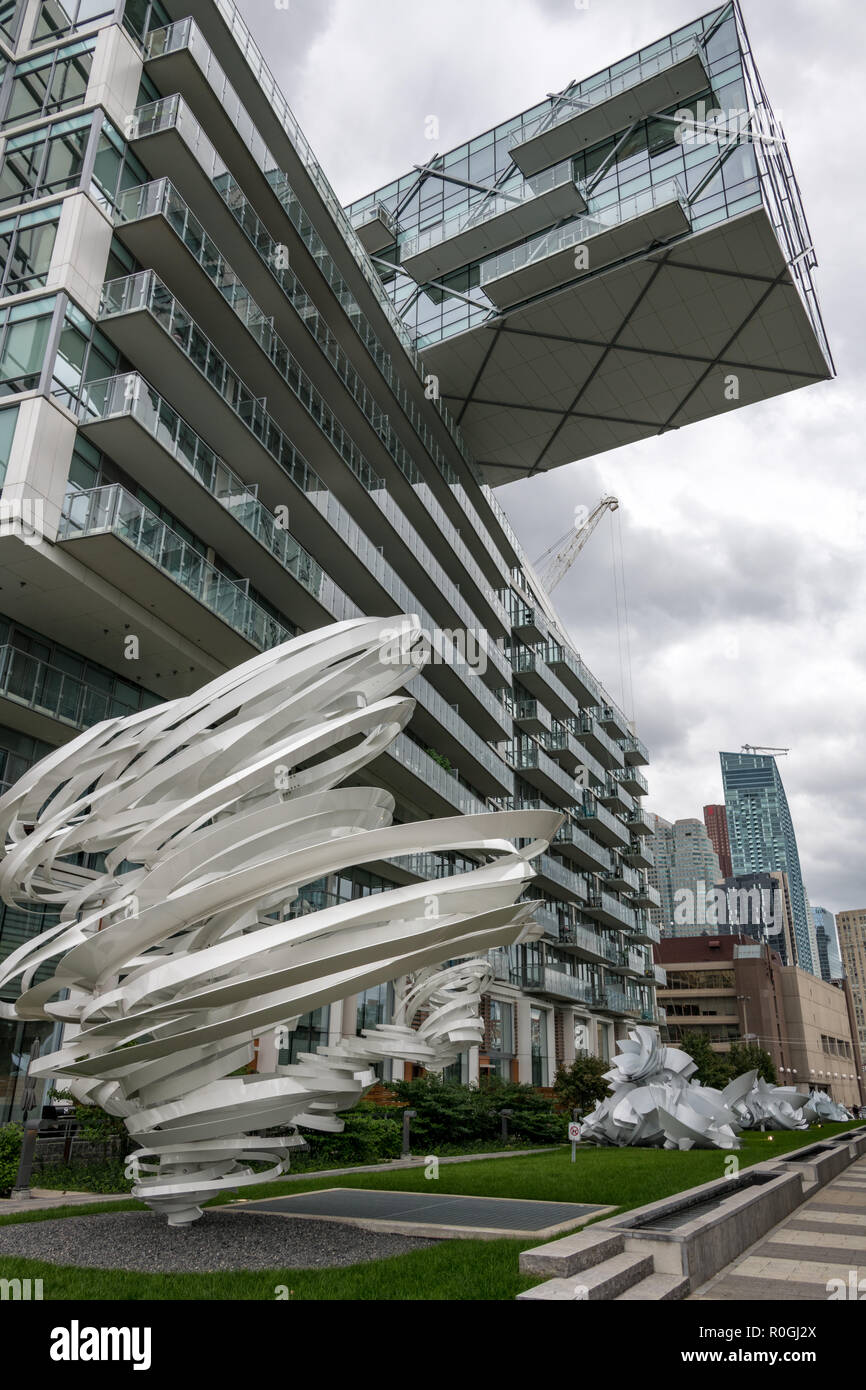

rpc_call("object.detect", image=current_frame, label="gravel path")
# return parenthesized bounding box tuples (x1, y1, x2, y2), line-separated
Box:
(0, 1209, 438, 1273)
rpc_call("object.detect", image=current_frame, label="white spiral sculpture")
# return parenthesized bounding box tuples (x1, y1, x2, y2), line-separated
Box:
(579, 1027, 747, 1150)
(0, 615, 560, 1225)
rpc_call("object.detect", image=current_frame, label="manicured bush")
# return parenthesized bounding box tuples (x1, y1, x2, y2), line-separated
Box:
(34, 1158, 133, 1194)
(553, 1055, 611, 1117)
(294, 1104, 403, 1168)
(0, 1122, 23, 1196)
(385, 1075, 564, 1148)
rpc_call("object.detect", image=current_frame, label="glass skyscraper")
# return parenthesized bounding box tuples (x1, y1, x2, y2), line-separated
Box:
(720, 751, 814, 974)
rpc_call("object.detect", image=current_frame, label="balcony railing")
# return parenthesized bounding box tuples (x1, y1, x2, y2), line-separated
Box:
(480, 177, 689, 296)
(58, 485, 292, 652)
(0, 645, 144, 732)
(400, 159, 579, 260)
(510, 37, 705, 150)
(524, 965, 595, 1004)
(74, 373, 361, 626)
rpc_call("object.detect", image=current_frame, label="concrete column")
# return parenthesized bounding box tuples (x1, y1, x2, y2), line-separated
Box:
(340, 993, 357, 1040)
(47, 195, 115, 321)
(88, 22, 145, 132)
(1, 395, 77, 541)
(545, 1007, 556, 1086)
(516, 996, 533, 1083)
(327, 997, 343, 1046)
(467, 1044, 479, 1087)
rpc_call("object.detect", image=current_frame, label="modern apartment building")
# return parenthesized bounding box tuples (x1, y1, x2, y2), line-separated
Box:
(0, 0, 830, 1119)
(703, 803, 732, 878)
(837, 909, 866, 1060)
(655, 936, 865, 1109)
(721, 750, 816, 975)
(650, 816, 721, 933)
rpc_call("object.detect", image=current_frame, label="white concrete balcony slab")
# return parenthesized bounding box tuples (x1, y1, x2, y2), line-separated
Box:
(480, 179, 691, 309)
(400, 161, 586, 283)
(510, 39, 710, 176)
(350, 202, 398, 254)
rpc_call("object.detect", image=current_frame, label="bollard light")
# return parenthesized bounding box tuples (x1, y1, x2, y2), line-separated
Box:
(500, 1108, 514, 1143)
(401, 1108, 417, 1158)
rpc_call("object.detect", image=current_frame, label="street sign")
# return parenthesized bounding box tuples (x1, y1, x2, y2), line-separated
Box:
(568, 1121, 581, 1141)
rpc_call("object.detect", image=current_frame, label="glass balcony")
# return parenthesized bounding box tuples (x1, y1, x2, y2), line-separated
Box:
(58, 485, 293, 653)
(400, 160, 586, 282)
(533, 853, 587, 902)
(573, 791, 630, 848)
(386, 733, 489, 817)
(145, 5, 520, 583)
(114, 176, 510, 637)
(598, 984, 642, 1015)
(553, 820, 612, 874)
(95, 273, 509, 734)
(630, 913, 661, 945)
(620, 731, 650, 766)
(480, 177, 691, 309)
(349, 201, 398, 254)
(523, 963, 595, 1005)
(513, 698, 552, 735)
(557, 921, 620, 964)
(74, 373, 361, 627)
(0, 645, 129, 732)
(509, 36, 709, 175)
(99, 258, 510, 676)
(615, 765, 649, 795)
(586, 890, 636, 932)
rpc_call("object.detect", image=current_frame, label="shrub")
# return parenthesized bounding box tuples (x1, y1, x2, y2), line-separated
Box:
(553, 1055, 611, 1117)
(384, 1075, 563, 1148)
(0, 1122, 23, 1196)
(35, 1159, 133, 1194)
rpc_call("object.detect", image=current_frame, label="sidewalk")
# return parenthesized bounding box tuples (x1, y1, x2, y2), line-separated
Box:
(1, 1147, 551, 1217)
(690, 1154, 866, 1300)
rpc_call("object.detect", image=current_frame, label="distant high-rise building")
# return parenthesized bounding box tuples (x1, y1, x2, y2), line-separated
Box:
(720, 751, 815, 975)
(649, 817, 721, 934)
(813, 906, 844, 983)
(836, 909, 866, 1058)
(703, 805, 733, 878)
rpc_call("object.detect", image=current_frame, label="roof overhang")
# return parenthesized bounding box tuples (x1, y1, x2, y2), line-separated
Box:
(419, 205, 833, 485)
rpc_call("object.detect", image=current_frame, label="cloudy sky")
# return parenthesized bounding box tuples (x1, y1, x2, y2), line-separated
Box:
(238, 0, 864, 914)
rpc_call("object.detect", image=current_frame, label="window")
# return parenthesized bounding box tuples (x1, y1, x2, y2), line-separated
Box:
(0, 203, 59, 292)
(3, 38, 96, 128)
(0, 296, 55, 393)
(0, 401, 17, 485)
(0, 0, 26, 49)
(121, 0, 168, 43)
(33, 0, 114, 43)
(90, 117, 148, 211)
(0, 111, 92, 206)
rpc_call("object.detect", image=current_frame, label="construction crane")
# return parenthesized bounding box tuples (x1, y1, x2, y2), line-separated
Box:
(741, 745, 790, 756)
(532, 495, 619, 593)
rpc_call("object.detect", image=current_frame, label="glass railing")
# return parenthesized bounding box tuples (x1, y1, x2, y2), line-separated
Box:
(73, 373, 361, 627)
(145, 11, 517, 585)
(557, 921, 613, 960)
(0, 645, 136, 731)
(400, 159, 578, 260)
(480, 177, 690, 291)
(387, 733, 489, 817)
(115, 176, 509, 635)
(510, 37, 704, 149)
(615, 766, 649, 793)
(96, 273, 508, 728)
(98, 264, 509, 684)
(588, 890, 636, 930)
(59, 484, 294, 652)
(553, 820, 612, 871)
(350, 201, 398, 237)
(534, 853, 587, 901)
(525, 965, 595, 1003)
(620, 731, 650, 762)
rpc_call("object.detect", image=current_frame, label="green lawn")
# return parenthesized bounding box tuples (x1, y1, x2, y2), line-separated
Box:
(1, 1121, 861, 1301)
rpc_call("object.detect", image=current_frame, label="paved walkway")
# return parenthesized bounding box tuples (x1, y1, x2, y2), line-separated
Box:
(691, 1155, 866, 1300)
(0, 1148, 550, 1218)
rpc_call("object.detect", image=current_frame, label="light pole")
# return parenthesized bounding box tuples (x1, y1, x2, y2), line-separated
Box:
(401, 1108, 417, 1158)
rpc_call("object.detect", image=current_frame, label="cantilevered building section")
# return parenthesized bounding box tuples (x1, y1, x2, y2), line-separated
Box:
(0, 0, 672, 1118)
(720, 750, 815, 975)
(349, 1, 833, 484)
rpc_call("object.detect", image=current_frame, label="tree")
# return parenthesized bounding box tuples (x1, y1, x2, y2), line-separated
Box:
(552, 1055, 610, 1117)
(677, 1032, 732, 1089)
(728, 1041, 777, 1085)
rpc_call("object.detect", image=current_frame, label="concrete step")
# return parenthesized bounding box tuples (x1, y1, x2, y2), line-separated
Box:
(519, 1227, 624, 1277)
(518, 1252, 654, 1301)
(615, 1273, 689, 1301)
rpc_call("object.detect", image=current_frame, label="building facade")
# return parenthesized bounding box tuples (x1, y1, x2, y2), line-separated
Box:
(703, 803, 732, 878)
(0, 1, 830, 1120)
(650, 816, 721, 933)
(721, 750, 816, 974)
(655, 935, 864, 1109)
(837, 909, 866, 1061)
